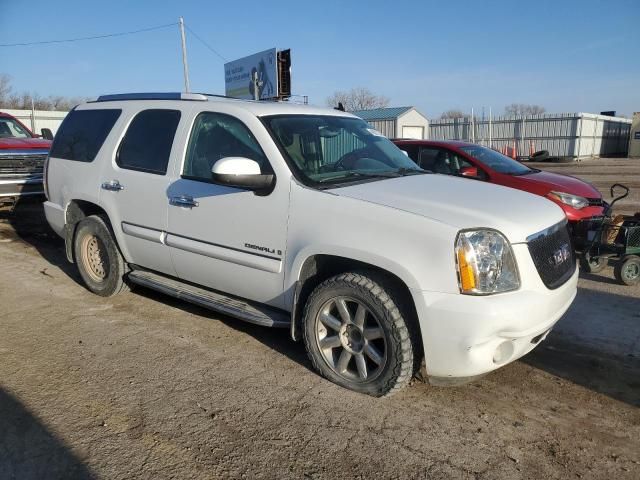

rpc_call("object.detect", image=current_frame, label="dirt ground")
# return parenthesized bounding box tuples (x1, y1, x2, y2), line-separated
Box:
(1, 197, 639, 480)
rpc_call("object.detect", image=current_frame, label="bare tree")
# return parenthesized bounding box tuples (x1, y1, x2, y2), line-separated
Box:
(0, 74, 88, 111)
(326, 87, 390, 111)
(439, 109, 468, 119)
(504, 103, 546, 116)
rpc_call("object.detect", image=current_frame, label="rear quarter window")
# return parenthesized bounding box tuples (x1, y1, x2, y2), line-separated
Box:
(49, 109, 121, 162)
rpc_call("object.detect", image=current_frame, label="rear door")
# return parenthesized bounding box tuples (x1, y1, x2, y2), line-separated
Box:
(99, 107, 185, 276)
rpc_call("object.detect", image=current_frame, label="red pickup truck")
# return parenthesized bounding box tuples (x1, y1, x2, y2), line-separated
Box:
(0, 111, 52, 201)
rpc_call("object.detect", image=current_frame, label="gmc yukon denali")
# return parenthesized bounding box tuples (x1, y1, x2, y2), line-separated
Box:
(0, 111, 52, 200)
(44, 93, 578, 396)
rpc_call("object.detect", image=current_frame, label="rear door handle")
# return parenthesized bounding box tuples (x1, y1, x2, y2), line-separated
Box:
(170, 195, 199, 208)
(101, 180, 124, 191)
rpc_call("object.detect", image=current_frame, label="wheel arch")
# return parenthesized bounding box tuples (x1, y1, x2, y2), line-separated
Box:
(290, 253, 421, 351)
(63, 199, 124, 263)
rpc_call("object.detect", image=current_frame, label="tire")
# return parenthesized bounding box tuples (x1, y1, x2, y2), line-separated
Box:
(580, 256, 607, 273)
(530, 150, 549, 162)
(614, 255, 640, 286)
(73, 215, 130, 297)
(302, 271, 415, 397)
(554, 156, 575, 163)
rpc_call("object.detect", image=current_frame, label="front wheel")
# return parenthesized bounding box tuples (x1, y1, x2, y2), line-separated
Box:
(614, 255, 640, 286)
(302, 271, 416, 397)
(74, 215, 130, 297)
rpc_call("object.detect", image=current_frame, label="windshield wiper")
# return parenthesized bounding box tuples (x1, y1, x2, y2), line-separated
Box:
(318, 171, 400, 183)
(394, 167, 428, 176)
(511, 168, 539, 176)
(318, 168, 427, 186)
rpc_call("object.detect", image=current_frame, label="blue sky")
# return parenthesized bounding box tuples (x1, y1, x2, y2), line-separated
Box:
(1, 0, 638, 117)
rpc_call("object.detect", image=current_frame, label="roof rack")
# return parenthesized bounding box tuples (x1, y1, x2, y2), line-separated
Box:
(94, 92, 208, 102)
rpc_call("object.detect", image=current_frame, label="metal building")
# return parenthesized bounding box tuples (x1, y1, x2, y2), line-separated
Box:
(429, 112, 632, 159)
(2, 108, 68, 135)
(629, 112, 640, 158)
(352, 107, 429, 139)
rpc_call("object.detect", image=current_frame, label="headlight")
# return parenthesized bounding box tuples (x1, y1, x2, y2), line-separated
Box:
(547, 191, 588, 210)
(455, 230, 520, 295)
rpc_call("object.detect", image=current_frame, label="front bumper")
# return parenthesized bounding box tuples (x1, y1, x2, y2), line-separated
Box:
(0, 149, 47, 199)
(411, 243, 578, 381)
(0, 175, 44, 198)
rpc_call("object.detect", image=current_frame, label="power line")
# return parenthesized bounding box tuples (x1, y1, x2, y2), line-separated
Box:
(0, 22, 178, 47)
(184, 24, 228, 63)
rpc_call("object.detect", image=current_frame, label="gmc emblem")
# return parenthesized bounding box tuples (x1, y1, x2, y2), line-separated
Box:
(551, 243, 571, 267)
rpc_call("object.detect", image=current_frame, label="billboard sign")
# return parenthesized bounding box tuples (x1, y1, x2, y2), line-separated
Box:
(224, 48, 277, 100)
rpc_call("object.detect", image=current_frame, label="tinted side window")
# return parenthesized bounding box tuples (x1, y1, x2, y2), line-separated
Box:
(117, 109, 181, 175)
(50, 109, 121, 162)
(397, 144, 419, 163)
(418, 147, 443, 171)
(183, 112, 269, 181)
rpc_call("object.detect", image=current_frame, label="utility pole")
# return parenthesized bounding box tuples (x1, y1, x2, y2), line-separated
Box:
(30, 97, 36, 133)
(179, 17, 190, 93)
(489, 107, 492, 148)
(252, 70, 260, 101)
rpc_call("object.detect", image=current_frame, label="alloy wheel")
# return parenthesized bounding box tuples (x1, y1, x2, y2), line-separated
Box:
(314, 296, 387, 382)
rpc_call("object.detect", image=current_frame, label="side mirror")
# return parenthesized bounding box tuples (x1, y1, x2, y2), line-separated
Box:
(211, 157, 274, 192)
(41, 128, 54, 140)
(460, 166, 480, 178)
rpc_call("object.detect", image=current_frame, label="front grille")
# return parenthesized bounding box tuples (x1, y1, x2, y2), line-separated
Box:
(0, 153, 46, 175)
(587, 198, 604, 207)
(527, 222, 576, 289)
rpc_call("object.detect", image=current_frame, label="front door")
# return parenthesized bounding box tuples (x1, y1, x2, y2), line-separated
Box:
(99, 108, 183, 277)
(166, 111, 289, 309)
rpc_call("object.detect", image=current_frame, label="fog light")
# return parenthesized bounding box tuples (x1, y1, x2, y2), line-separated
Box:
(493, 341, 515, 364)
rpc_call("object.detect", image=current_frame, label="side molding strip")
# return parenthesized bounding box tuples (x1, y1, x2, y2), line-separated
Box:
(165, 233, 282, 274)
(121, 222, 163, 244)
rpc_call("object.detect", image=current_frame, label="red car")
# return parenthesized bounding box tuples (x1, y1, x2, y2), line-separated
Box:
(0, 112, 52, 200)
(392, 140, 605, 225)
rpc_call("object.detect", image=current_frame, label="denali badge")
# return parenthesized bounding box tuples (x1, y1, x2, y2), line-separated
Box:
(244, 243, 282, 256)
(551, 243, 571, 267)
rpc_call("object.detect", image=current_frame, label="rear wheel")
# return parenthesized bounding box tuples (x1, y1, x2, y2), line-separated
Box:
(302, 271, 415, 397)
(614, 255, 640, 286)
(581, 255, 607, 274)
(74, 215, 129, 297)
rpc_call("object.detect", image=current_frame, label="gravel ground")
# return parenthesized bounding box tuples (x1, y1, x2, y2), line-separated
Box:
(0, 196, 639, 480)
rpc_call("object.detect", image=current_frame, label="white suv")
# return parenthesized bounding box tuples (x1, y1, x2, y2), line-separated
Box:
(44, 93, 578, 396)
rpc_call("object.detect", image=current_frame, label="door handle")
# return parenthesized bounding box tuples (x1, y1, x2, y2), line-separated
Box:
(101, 180, 124, 191)
(170, 195, 199, 208)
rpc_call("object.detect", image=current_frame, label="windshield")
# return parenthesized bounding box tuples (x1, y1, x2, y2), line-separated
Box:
(0, 117, 32, 139)
(460, 145, 532, 175)
(263, 115, 424, 186)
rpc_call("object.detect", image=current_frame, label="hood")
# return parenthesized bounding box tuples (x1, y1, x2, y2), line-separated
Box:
(330, 174, 567, 244)
(515, 170, 601, 198)
(0, 137, 52, 150)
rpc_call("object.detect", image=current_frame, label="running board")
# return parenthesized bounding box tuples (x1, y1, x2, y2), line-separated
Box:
(127, 269, 290, 328)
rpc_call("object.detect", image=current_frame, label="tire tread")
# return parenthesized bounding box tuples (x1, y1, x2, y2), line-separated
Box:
(302, 271, 415, 397)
